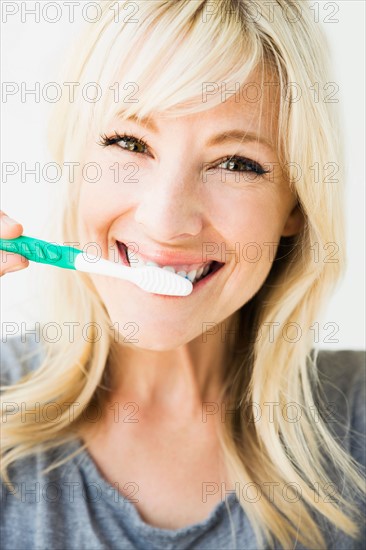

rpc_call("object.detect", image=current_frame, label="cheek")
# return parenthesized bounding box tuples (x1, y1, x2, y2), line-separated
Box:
(76, 184, 108, 246)
(212, 191, 288, 257)
(78, 181, 114, 220)
(213, 192, 288, 302)
(76, 168, 134, 245)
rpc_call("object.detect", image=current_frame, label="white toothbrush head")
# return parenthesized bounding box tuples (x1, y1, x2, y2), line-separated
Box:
(127, 265, 193, 296)
(74, 254, 193, 296)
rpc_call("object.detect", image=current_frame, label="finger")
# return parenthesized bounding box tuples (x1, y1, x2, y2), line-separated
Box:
(0, 211, 24, 239)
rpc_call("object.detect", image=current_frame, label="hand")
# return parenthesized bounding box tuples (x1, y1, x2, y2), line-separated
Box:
(0, 211, 29, 276)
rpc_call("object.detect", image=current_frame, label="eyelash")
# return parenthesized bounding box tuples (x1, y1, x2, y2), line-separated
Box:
(98, 132, 271, 176)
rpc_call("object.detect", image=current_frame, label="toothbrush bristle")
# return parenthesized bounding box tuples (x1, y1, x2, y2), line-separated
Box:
(74, 254, 193, 296)
(137, 266, 193, 296)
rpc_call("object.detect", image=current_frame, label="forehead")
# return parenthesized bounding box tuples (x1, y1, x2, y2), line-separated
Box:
(149, 66, 280, 146)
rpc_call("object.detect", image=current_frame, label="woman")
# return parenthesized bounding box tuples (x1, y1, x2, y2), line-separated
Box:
(1, 1, 365, 549)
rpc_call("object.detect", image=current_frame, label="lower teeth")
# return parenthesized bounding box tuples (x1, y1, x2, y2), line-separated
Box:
(122, 243, 215, 284)
(188, 265, 214, 284)
(170, 269, 209, 284)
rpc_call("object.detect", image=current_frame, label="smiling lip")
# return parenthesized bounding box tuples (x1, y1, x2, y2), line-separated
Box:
(115, 240, 223, 268)
(115, 241, 225, 296)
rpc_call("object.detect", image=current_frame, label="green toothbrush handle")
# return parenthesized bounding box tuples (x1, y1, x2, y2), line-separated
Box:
(0, 236, 83, 270)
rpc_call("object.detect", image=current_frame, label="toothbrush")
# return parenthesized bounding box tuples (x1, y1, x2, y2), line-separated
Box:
(0, 235, 193, 297)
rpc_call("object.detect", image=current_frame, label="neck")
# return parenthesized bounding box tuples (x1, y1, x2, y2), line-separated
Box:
(102, 312, 239, 416)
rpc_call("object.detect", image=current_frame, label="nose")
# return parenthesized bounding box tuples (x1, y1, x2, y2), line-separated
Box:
(134, 168, 204, 242)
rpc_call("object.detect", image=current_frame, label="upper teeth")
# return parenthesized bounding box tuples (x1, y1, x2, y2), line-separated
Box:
(126, 247, 212, 283)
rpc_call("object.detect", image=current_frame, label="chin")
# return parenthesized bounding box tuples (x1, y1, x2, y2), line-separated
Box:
(124, 339, 185, 352)
(106, 309, 199, 351)
(115, 329, 194, 352)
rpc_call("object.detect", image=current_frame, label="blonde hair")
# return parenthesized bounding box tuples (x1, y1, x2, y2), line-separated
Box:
(1, 1, 365, 548)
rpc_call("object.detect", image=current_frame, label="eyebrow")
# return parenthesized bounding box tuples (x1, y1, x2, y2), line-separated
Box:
(124, 115, 274, 150)
(205, 130, 274, 150)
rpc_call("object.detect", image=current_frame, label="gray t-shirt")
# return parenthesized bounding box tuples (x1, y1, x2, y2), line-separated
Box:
(1, 334, 365, 550)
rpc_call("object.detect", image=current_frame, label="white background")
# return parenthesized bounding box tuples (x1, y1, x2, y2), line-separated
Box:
(1, 1, 365, 349)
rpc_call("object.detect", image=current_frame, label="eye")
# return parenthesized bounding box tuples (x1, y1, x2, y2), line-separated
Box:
(98, 132, 149, 155)
(215, 156, 270, 176)
(98, 133, 271, 178)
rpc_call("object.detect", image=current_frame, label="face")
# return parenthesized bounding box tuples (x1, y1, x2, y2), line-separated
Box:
(77, 73, 303, 350)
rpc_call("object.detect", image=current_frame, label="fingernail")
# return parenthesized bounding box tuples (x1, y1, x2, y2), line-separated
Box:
(3, 216, 19, 226)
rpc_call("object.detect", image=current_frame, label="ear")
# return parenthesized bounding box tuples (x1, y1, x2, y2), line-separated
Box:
(281, 203, 305, 237)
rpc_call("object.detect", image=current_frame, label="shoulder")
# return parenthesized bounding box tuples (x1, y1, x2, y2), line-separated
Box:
(313, 348, 365, 413)
(314, 348, 365, 386)
(311, 348, 365, 469)
(0, 332, 46, 387)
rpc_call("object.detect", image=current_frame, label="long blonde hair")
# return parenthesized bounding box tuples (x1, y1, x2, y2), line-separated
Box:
(1, 1, 365, 548)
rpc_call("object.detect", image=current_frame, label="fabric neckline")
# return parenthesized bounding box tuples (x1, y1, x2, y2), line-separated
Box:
(66, 437, 239, 541)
